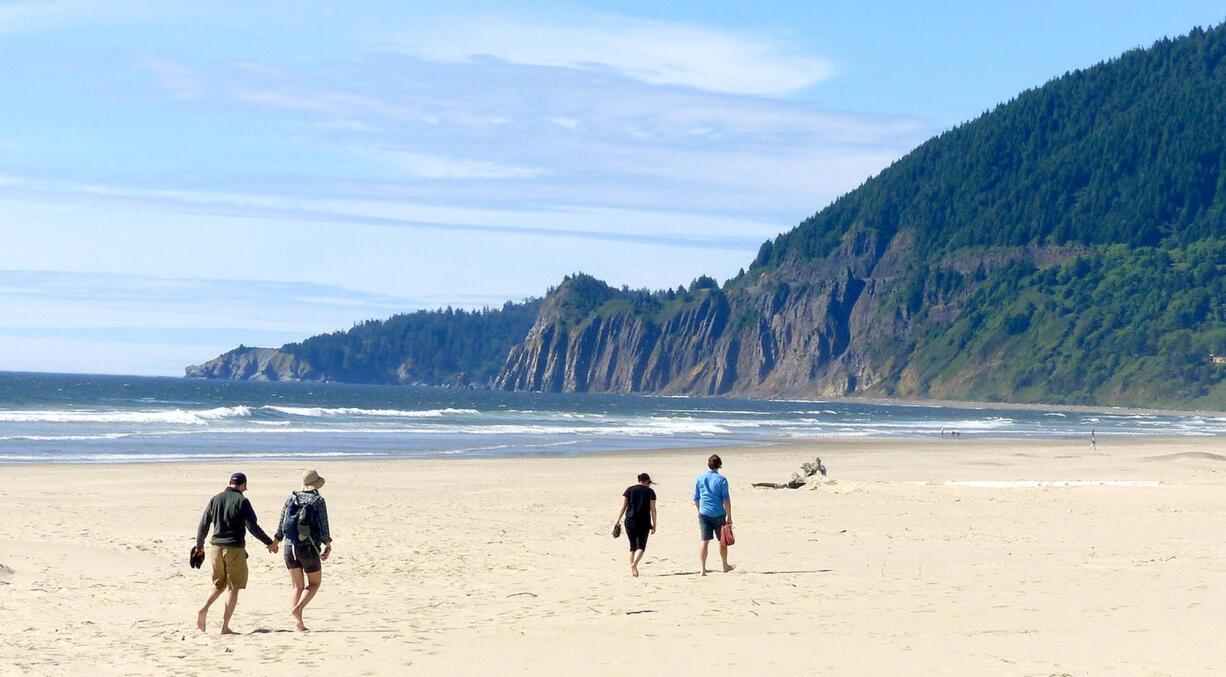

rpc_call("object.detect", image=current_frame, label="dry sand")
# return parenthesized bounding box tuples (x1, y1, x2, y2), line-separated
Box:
(2, 436, 1226, 675)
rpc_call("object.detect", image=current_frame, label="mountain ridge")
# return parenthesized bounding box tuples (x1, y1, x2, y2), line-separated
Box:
(188, 22, 1226, 408)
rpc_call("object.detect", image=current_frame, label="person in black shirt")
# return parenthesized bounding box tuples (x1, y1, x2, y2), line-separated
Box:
(613, 473, 657, 577)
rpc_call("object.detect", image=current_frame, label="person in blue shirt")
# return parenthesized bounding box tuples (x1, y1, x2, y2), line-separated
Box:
(692, 454, 734, 575)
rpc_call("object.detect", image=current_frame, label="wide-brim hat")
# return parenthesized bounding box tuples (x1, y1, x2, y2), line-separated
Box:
(302, 469, 325, 491)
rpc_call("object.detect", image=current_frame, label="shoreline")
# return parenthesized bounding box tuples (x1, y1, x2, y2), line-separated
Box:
(1, 433, 1212, 470)
(0, 431, 1208, 467)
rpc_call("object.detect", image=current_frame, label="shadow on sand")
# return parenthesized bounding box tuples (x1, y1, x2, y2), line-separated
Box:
(655, 569, 833, 577)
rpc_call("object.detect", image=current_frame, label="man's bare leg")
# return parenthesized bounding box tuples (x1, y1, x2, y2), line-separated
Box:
(719, 540, 734, 573)
(291, 570, 321, 631)
(220, 587, 240, 635)
(699, 540, 710, 576)
(198, 587, 224, 632)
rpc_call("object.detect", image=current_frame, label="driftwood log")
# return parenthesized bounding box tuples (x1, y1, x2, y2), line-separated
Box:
(752, 457, 827, 489)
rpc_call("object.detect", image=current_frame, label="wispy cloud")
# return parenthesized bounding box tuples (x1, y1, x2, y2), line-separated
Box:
(397, 14, 835, 96)
(0, 176, 769, 250)
(133, 53, 931, 216)
(0, 269, 530, 374)
(139, 58, 204, 99)
(0, 0, 86, 34)
(0, 269, 421, 319)
(366, 150, 549, 180)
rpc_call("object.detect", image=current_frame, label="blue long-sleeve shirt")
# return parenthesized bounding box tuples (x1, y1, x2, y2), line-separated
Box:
(693, 470, 730, 517)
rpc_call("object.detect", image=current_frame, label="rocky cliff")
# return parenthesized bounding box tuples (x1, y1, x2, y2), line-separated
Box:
(185, 346, 318, 382)
(494, 230, 1034, 398)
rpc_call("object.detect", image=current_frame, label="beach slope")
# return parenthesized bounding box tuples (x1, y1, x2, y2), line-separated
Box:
(2, 437, 1224, 674)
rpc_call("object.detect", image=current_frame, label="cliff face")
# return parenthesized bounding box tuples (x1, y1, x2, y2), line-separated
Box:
(494, 229, 965, 398)
(185, 346, 318, 382)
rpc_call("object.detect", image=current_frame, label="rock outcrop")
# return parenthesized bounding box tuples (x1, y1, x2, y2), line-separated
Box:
(185, 346, 319, 382)
(494, 229, 963, 398)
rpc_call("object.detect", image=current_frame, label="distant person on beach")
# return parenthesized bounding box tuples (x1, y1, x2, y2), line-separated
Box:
(1091, 428, 1097, 450)
(275, 469, 333, 631)
(194, 472, 278, 634)
(613, 472, 657, 577)
(693, 454, 734, 575)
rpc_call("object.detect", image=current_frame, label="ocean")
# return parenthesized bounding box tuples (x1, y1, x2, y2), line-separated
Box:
(0, 371, 1223, 464)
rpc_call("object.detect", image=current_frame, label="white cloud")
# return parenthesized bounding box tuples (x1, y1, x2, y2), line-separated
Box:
(367, 150, 549, 180)
(139, 58, 204, 99)
(0, 0, 85, 33)
(398, 14, 835, 96)
(0, 176, 774, 249)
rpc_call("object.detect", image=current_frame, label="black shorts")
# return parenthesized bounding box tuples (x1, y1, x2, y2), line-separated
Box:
(283, 542, 322, 574)
(698, 513, 726, 541)
(626, 523, 651, 551)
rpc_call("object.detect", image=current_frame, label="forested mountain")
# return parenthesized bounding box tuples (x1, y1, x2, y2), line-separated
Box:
(186, 300, 540, 386)
(191, 23, 1226, 407)
(749, 24, 1226, 267)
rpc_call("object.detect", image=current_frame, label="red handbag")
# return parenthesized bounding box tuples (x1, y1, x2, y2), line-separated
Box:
(719, 523, 735, 546)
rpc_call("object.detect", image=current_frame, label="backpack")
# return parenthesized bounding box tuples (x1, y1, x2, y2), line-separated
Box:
(281, 493, 316, 545)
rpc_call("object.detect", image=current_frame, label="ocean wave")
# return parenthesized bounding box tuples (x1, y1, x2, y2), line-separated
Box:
(503, 410, 607, 419)
(0, 450, 388, 463)
(0, 406, 250, 425)
(263, 406, 479, 418)
(441, 440, 580, 455)
(0, 432, 133, 441)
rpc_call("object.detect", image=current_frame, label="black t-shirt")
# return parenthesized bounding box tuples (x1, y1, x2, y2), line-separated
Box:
(623, 485, 656, 528)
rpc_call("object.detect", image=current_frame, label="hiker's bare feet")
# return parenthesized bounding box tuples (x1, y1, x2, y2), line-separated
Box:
(700, 570, 708, 576)
(292, 609, 308, 631)
(723, 564, 736, 573)
(631, 564, 639, 577)
(295, 620, 308, 631)
(196, 610, 207, 632)
(220, 627, 237, 635)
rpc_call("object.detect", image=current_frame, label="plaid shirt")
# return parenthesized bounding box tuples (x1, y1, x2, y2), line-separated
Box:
(275, 490, 332, 547)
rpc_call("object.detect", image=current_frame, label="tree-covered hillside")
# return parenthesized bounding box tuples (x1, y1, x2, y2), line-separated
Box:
(278, 300, 541, 386)
(751, 24, 1226, 269)
(895, 240, 1226, 406)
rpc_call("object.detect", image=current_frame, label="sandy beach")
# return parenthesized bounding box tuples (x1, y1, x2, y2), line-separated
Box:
(3, 436, 1226, 675)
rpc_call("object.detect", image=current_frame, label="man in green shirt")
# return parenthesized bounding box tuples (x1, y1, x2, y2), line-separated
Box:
(194, 472, 278, 634)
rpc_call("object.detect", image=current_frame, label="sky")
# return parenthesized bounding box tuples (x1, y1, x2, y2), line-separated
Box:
(2, 1, 1224, 375)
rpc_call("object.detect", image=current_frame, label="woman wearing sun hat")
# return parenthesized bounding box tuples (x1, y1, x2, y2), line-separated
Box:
(274, 469, 333, 631)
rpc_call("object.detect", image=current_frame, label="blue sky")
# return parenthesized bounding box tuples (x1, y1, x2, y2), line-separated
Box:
(3, 1, 1224, 375)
